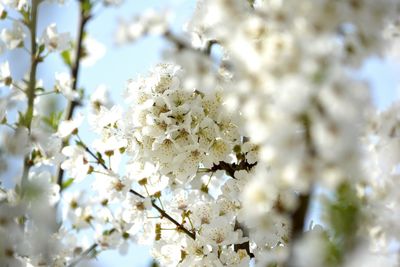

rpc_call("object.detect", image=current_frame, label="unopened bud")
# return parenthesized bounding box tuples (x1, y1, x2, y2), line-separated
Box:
(138, 178, 147, 186)
(105, 150, 114, 157)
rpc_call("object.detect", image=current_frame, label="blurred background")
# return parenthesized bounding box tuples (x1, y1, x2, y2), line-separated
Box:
(0, 0, 399, 266)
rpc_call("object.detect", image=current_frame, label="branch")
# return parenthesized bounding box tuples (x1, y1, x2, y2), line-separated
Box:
(82, 144, 196, 240)
(210, 160, 257, 178)
(234, 221, 254, 258)
(82, 143, 108, 170)
(289, 194, 310, 240)
(164, 30, 216, 57)
(56, 1, 92, 190)
(204, 39, 218, 55)
(284, 194, 310, 267)
(285, 113, 315, 266)
(66, 4, 91, 121)
(21, 0, 40, 188)
(129, 189, 196, 240)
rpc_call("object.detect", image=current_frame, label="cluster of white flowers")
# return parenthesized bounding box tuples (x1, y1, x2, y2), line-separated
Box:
(114, 0, 400, 265)
(1, 0, 400, 266)
(60, 64, 267, 266)
(183, 0, 399, 196)
(360, 103, 400, 253)
(121, 64, 241, 184)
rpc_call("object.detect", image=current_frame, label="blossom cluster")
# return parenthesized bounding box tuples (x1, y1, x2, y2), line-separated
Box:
(1, 0, 400, 266)
(72, 64, 264, 266)
(122, 64, 241, 183)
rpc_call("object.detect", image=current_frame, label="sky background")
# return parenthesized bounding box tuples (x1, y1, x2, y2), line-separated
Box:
(1, 0, 400, 266)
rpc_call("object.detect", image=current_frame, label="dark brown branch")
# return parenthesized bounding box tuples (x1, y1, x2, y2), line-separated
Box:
(210, 160, 257, 178)
(290, 194, 310, 240)
(82, 145, 108, 170)
(204, 39, 218, 55)
(56, 1, 92, 190)
(234, 221, 254, 258)
(66, 9, 91, 121)
(285, 113, 315, 266)
(129, 189, 196, 240)
(284, 194, 310, 267)
(164, 30, 217, 57)
(210, 154, 257, 258)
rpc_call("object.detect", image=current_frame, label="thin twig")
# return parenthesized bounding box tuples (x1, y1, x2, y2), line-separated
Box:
(81, 143, 108, 170)
(81, 144, 196, 240)
(68, 243, 98, 267)
(130, 189, 196, 240)
(36, 90, 57, 96)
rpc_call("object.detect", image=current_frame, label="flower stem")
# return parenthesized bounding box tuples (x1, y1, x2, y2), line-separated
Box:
(68, 243, 98, 267)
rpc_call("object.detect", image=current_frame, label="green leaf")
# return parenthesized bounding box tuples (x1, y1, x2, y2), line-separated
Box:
(31, 149, 42, 162)
(247, 0, 255, 7)
(61, 50, 72, 67)
(322, 182, 361, 266)
(20, 8, 30, 25)
(82, 30, 88, 41)
(38, 43, 45, 55)
(0, 10, 7, 20)
(78, 87, 85, 99)
(81, 0, 93, 15)
(42, 111, 64, 131)
(17, 111, 24, 127)
(62, 178, 74, 190)
(323, 234, 342, 267)
(102, 228, 116, 236)
(328, 183, 359, 239)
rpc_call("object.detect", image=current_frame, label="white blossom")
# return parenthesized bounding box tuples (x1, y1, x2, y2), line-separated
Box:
(41, 23, 71, 52)
(54, 72, 79, 101)
(81, 36, 106, 67)
(1, 0, 400, 266)
(102, 0, 122, 6)
(1, 0, 27, 10)
(90, 84, 113, 112)
(61, 145, 90, 182)
(57, 112, 84, 138)
(115, 10, 169, 43)
(1, 21, 25, 50)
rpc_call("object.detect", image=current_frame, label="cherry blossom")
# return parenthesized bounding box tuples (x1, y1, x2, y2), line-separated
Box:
(1, 0, 400, 266)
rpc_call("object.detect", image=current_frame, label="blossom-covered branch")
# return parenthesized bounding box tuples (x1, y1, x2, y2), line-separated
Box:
(1, 0, 400, 266)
